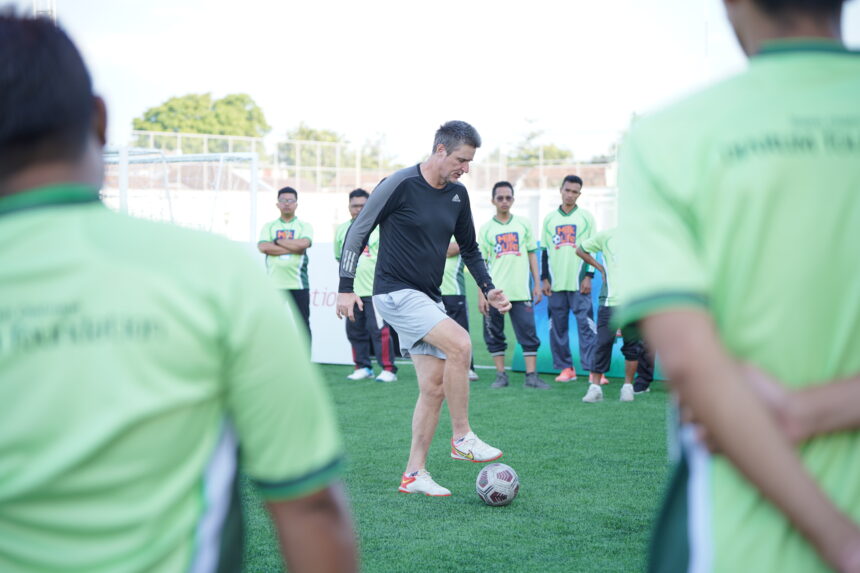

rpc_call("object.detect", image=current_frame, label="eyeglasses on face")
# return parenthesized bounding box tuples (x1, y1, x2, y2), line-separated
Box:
(278, 198, 297, 204)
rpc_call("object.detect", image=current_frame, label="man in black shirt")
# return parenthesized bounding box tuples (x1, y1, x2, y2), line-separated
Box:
(336, 121, 511, 496)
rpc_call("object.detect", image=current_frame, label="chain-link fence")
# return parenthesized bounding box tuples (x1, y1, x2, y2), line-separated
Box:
(115, 132, 619, 243)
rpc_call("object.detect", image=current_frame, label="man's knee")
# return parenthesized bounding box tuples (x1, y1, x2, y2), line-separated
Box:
(419, 379, 446, 402)
(447, 328, 472, 362)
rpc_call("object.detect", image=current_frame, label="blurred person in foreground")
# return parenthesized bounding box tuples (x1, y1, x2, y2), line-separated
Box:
(616, 0, 860, 571)
(0, 13, 357, 573)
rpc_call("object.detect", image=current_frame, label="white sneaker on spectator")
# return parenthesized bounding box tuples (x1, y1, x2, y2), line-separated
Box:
(347, 367, 374, 380)
(620, 383, 635, 402)
(398, 470, 451, 496)
(582, 384, 604, 403)
(375, 370, 398, 383)
(468, 369, 479, 381)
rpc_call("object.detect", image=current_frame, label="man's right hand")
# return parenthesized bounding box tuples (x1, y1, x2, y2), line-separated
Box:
(336, 293, 363, 322)
(541, 279, 552, 297)
(477, 293, 489, 317)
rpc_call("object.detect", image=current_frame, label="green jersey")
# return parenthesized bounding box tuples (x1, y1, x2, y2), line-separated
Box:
(541, 205, 595, 291)
(478, 214, 537, 302)
(0, 185, 344, 572)
(580, 228, 619, 307)
(258, 216, 314, 290)
(440, 252, 466, 296)
(616, 40, 860, 573)
(334, 220, 379, 298)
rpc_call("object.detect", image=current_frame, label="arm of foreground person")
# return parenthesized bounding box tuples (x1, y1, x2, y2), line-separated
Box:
(267, 482, 358, 573)
(642, 309, 860, 573)
(742, 365, 860, 442)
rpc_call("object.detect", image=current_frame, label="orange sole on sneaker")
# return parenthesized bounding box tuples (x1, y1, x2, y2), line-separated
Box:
(397, 489, 451, 496)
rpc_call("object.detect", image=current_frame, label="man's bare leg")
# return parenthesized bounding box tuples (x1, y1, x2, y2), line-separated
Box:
(422, 318, 473, 440)
(405, 354, 445, 474)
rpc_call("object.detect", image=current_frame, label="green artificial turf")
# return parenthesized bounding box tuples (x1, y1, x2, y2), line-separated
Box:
(241, 363, 671, 572)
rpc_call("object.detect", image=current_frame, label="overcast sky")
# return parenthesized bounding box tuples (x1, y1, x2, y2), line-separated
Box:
(17, 0, 860, 162)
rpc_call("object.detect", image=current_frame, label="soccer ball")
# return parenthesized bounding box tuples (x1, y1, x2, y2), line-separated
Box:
(476, 463, 520, 506)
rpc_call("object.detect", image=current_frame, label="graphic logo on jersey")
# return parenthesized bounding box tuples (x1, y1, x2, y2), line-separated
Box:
(276, 229, 295, 241)
(493, 232, 521, 258)
(552, 224, 577, 249)
(452, 194, 461, 203)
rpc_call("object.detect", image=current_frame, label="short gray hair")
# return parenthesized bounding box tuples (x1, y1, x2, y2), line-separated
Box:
(432, 120, 481, 155)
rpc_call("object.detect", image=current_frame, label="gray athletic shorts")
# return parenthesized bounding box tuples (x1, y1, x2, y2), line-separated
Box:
(372, 289, 449, 359)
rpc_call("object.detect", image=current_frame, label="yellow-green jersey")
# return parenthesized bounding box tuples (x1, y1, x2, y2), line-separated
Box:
(440, 252, 466, 296)
(478, 214, 538, 302)
(0, 185, 344, 572)
(258, 216, 313, 290)
(616, 40, 860, 573)
(579, 228, 619, 307)
(541, 205, 595, 291)
(335, 220, 379, 298)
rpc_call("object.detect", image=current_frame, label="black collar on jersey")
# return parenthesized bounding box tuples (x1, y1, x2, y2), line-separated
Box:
(557, 205, 579, 216)
(756, 38, 855, 57)
(0, 184, 101, 218)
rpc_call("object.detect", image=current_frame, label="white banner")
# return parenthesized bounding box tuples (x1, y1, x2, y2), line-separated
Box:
(307, 242, 353, 365)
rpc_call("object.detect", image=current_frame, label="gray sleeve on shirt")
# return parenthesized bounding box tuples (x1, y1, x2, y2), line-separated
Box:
(338, 167, 410, 282)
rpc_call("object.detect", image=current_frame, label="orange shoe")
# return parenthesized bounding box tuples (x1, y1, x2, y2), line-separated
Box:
(554, 367, 577, 382)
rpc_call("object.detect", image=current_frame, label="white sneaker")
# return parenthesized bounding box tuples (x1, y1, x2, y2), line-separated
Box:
(375, 370, 398, 383)
(398, 469, 451, 496)
(468, 369, 479, 381)
(620, 383, 634, 402)
(582, 384, 604, 403)
(451, 431, 502, 462)
(346, 367, 374, 380)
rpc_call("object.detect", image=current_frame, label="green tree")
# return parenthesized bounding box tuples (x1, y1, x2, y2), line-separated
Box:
(276, 125, 401, 178)
(132, 93, 270, 154)
(509, 129, 574, 165)
(278, 123, 342, 165)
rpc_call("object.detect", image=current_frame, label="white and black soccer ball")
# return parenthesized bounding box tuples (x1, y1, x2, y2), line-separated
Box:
(476, 463, 520, 506)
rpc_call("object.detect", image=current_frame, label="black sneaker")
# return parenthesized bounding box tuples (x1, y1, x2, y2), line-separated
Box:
(490, 371, 509, 388)
(633, 381, 651, 394)
(524, 372, 551, 389)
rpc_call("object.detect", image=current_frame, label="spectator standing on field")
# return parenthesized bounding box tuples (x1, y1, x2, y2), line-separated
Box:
(258, 186, 314, 339)
(477, 181, 547, 390)
(334, 188, 398, 382)
(0, 13, 357, 573)
(541, 175, 598, 383)
(575, 228, 654, 403)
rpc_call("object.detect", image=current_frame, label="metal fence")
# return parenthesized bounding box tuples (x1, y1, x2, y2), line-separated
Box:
(115, 132, 620, 243)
